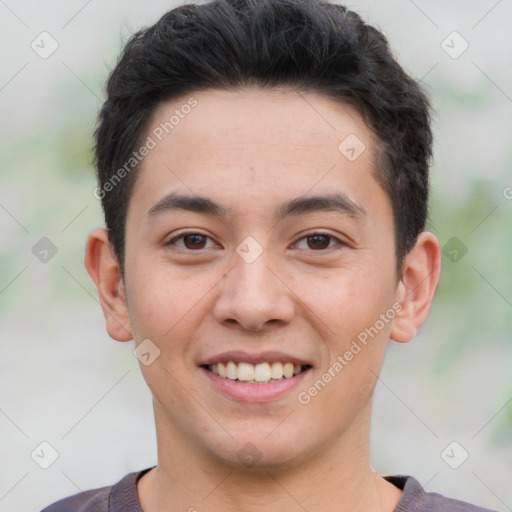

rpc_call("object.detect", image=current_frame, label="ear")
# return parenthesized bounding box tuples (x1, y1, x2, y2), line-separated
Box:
(390, 231, 441, 343)
(84, 228, 133, 342)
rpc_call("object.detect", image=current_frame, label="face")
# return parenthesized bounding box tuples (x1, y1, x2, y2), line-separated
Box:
(121, 88, 402, 468)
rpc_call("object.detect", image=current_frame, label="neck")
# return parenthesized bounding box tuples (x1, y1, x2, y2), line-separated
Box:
(137, 399, 402, 512)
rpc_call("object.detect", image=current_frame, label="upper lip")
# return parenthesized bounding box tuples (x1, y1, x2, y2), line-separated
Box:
(199, 350, 313, 367)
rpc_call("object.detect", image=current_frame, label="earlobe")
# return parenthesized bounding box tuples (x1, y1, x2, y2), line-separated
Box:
(390, 231, 441, 343)
(84, 228, 133, 342)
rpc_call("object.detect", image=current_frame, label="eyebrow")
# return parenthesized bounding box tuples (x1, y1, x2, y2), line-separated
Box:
(146, 191, 366, 222)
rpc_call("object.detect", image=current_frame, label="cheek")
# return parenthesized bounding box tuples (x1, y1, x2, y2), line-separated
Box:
(295, 267, 394, 341)
(125, 261, 189, 338)
(125, 260, 221, 358)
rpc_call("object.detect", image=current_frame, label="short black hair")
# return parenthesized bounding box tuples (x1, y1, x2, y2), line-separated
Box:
(94, 0, 433, 275)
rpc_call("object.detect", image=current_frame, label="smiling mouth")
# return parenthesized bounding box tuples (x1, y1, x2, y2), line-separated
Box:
(201, 361, 313, 384)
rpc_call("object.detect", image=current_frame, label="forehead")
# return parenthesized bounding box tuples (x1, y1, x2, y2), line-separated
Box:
(128, 87, 390, 227)
(148, 87, 374, 161)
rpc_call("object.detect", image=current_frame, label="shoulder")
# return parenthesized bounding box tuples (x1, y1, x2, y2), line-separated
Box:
(386, 475, 501, 512)
(40, 484, 111, 512)
(40, 469, 150, 512)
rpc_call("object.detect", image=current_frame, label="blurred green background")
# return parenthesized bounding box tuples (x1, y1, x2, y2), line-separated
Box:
(0, 1, 511, 511)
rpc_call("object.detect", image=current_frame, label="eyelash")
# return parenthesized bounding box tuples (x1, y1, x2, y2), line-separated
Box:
(166, 231, 346, 252)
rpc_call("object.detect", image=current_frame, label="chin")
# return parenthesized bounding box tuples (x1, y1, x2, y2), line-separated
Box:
(207, 427, 311, 472)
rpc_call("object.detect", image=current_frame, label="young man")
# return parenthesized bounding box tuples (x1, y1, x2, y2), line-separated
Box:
(42, 0, 499, 511)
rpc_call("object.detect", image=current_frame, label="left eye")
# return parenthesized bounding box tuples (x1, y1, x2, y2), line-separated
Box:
(294, 233, 343, 251)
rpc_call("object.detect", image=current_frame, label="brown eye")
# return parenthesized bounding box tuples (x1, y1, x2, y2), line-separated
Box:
(167, 232, 216, 251)
(307, 234, 331, 250)
(183, 234, 207, 249)
(293, 232, 345, 252)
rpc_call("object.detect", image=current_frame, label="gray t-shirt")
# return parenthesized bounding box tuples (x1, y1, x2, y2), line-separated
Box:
(41, 468, 500, 511)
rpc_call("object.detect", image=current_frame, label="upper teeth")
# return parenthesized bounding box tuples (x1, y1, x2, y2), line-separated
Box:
(210, 361, 303, 382)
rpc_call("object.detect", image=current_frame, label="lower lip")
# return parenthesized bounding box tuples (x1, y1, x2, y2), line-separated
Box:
(200, 367, 311, 402)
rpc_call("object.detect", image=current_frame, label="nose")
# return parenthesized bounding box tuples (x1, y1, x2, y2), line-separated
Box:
(213, 247, 296, 331)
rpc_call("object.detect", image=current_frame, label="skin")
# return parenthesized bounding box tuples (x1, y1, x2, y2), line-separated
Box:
(85, 88, 440, 512)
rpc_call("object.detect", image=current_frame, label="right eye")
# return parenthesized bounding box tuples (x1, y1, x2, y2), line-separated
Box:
(165, 232, 218, 251)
